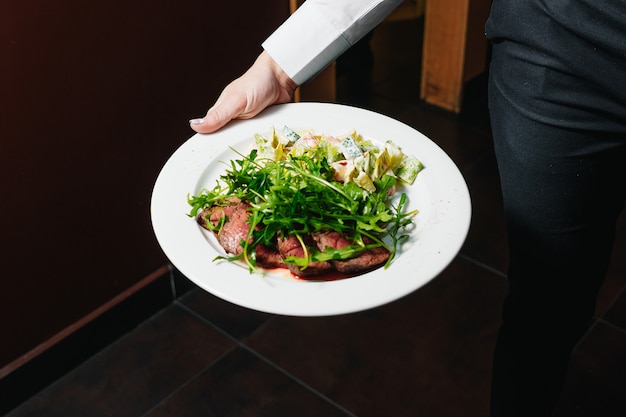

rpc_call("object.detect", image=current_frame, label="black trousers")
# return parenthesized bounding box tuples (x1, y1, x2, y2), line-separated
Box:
(486, 1, 626, 416)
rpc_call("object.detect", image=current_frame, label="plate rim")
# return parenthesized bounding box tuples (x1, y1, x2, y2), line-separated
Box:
(151, 102, 471, 316)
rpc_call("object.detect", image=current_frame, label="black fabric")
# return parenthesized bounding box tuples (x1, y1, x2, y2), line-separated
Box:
(485, 1, 626, 416)
(486, 0, 626, 132)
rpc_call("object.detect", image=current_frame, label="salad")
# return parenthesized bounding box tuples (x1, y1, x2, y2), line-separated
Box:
(188, 126, 423, 278)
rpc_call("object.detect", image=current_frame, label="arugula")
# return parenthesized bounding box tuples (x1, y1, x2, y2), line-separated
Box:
(188, 138, 419, 273)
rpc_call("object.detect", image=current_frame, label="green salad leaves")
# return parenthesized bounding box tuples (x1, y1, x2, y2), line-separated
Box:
(188, 126, 423, 273)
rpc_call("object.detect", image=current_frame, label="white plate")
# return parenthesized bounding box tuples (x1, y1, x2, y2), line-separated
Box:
(151, 103, 471, 316)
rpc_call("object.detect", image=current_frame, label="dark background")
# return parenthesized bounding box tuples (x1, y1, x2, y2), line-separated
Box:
(0, 0, 289, 372)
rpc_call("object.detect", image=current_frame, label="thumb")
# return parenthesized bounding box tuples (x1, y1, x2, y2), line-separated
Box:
(189, 93, 247, 134)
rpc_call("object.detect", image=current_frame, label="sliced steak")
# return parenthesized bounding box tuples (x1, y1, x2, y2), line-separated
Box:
(313, 231, 390, 274)
(216, 202, 253, 255)
(313, 230, 351, 250)
(333, 246, 390, 274)
(196, 198, 241, 230)
(277, 233, 333, 277)
(198, 201, 284, 268)
(255, 243, 284, 269)
(197, 201, 253, 255)
(196, 200, 389, 277)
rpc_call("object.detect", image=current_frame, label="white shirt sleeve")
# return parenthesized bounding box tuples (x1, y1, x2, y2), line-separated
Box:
(262, 0, 403, 85)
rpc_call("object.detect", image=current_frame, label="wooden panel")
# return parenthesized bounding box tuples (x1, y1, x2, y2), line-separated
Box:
(291, 0, 491, 111)
(420, 0, 490, 112)
(421, 0, 470, 112)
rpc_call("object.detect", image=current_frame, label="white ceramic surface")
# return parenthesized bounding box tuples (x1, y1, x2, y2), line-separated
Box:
(151, 103, 471, 316)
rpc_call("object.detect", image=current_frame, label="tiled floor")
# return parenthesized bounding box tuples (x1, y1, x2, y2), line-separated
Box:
(6, 16, 626, 417)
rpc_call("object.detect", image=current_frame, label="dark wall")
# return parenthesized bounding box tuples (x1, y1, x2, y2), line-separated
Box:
(0, 0, 289, 370)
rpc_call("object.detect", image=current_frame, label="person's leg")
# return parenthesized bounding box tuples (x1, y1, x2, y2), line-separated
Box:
(485, 2, 626, 414)
(487, 41, 626, 416)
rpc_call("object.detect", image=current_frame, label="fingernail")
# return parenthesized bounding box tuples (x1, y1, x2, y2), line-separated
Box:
(189, 118, 205, 125)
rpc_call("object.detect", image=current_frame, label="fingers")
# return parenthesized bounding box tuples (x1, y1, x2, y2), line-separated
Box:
(190, 51, 297, 134)
(188, 109, 228, 134)
(189, 92, 246, 134)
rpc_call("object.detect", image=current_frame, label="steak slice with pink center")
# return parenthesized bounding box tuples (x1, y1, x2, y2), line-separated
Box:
(313, 231, 390, 274)
(197, 201, 283, 268)
(277, 233, 333, 277)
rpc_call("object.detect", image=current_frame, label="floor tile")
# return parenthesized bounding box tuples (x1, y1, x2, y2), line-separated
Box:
(552, 321, 626, 416)
(244, 257, 507, 417)
(178, 287, 273, 340)
(6, 305, 235, 417)
(144, 347, 354, 417)
(0, 270, 175, 416)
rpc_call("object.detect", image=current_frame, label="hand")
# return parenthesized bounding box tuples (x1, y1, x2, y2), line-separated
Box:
(189, 51, 298, 134)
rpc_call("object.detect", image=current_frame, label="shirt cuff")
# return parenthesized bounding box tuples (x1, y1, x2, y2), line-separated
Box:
(262, 2, 350, 86)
